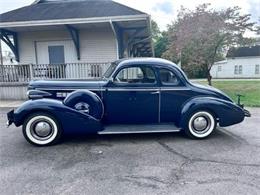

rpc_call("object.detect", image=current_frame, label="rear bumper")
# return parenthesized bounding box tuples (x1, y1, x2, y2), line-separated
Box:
(243, 108, 251, 117)
(6, 109, 14, 127)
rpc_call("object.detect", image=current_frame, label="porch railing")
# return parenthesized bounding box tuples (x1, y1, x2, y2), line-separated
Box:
(0, 62, 110, 82)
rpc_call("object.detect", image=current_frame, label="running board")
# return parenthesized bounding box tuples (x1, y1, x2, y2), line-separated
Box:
(98, 123, 181, 135)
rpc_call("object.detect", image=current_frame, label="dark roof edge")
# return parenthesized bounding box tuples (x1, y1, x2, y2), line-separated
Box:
(226, 45, 260, 58)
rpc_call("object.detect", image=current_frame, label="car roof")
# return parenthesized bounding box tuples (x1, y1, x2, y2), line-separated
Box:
(114, 58, 179, 69)
(111, 57, 189, 83)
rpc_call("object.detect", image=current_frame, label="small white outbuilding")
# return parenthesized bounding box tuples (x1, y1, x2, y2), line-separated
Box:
(210, 45, 260, 79)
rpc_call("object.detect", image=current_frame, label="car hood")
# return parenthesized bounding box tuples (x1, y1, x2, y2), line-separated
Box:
(192, 83, 233, 102)
(28, 79, 108, 90)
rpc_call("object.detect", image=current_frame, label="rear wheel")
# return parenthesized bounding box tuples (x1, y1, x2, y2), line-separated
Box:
(22, 112, 62, 146)
(184, 111, 216, 139)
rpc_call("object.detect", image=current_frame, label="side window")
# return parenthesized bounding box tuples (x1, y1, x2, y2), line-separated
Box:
(114, 66, 156, 84)
(159, 68, 179, 85)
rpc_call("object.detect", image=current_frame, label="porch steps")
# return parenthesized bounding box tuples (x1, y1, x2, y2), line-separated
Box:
(98, 123, 181, 135)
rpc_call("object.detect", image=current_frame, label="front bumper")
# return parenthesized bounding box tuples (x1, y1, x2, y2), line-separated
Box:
(6, 109, 14, 127)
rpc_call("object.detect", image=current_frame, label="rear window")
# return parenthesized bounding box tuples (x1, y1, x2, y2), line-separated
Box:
(159, 68, 179, 85)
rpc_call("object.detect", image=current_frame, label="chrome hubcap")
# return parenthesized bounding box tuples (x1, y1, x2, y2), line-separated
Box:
(75, 102, 90, 114)
(193, 116, 208, 131)
(34, 121, 52, 137)
(189, 111, 215, 138)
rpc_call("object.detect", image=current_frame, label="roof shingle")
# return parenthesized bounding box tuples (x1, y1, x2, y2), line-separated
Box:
(0, 0, 146, 23)
(227, 45, 260, 58)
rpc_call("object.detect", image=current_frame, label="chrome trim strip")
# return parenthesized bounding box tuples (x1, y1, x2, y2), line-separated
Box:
(98, 129, 181, 135)
(36, 87, 190, 92)
(28, 95, 45, 98)
(36, 88, 104, 91)
(106, 88, 160, 92)
(160, 87, 190, 91)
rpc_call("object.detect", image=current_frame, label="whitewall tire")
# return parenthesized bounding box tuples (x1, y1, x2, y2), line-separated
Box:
(22, 113, 62, 146)
(185, 111, 216, 139)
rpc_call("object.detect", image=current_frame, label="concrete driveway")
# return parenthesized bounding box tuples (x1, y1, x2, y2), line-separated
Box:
(0, 107, 259, 195)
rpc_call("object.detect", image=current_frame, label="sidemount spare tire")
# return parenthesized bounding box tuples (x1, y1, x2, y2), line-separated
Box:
(64, 90, 104, 120)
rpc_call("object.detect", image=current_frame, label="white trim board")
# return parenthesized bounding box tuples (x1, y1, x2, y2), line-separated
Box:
(0, 15, 149, 28)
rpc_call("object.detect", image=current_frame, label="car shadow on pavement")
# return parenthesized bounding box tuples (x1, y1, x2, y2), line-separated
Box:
(60, 127, 242, 146)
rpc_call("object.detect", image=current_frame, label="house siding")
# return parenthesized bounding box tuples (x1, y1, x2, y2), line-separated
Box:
(18, 26, 117, 64)
(211, 57, 260, 78)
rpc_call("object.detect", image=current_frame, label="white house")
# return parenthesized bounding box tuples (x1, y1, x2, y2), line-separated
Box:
(210, 45, 260, 79)
(0, 0, 153, 77)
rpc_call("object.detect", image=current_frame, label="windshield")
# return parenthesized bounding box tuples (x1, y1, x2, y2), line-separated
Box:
(103, 62, 118, 79)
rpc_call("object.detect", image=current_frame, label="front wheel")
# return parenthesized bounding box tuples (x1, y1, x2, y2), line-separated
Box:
(22, 112, 62, 146)
(184, 111, 216, 139)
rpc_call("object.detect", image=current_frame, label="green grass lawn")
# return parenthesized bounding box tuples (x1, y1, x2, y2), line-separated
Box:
(194, 80, 260, 107)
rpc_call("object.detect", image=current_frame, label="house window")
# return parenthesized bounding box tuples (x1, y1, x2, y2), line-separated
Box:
(234, 65, 242, 75)
(217, 65, 222, 72)
(234, 65, 238, 74)
(255, 65, 259, 74)
(239, 65, 242, 74)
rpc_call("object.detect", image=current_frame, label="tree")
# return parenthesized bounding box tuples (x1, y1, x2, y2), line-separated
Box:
(163, 4, 256, 85)
(256, 17, 260, 35)
(154, 31, 169, 57)
(151, 20, 169, 58)
(151, 20, 161, 42)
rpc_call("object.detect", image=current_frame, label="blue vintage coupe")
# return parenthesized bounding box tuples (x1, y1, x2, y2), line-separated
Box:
(7, 58, 250, 146)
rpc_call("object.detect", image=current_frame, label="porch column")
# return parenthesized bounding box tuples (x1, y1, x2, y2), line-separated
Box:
(110, 22, 124, 59)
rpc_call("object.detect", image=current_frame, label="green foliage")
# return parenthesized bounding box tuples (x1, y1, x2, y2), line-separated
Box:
(162, 4, 256, 84)
(154, 31, 168, 57)
(151, 20, 169, 58)
(195, 80, 260, 107)
(151, 20, 161, 42)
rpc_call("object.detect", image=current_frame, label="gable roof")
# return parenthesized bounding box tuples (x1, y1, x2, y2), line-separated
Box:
(0, 0, 146, 23)
(227, 45, 260, 58)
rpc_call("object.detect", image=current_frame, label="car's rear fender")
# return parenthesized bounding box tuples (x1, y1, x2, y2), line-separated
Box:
(179, 96, 245, 128)
(10, 99, 103, 134)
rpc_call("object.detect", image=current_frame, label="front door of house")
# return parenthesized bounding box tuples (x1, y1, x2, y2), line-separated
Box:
(35, 40, 75, 64)
(48, 45, 65, 64)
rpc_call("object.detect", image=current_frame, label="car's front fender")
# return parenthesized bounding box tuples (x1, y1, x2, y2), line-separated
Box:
(179, 97, 245, 128)
(9, 99, 103, 134)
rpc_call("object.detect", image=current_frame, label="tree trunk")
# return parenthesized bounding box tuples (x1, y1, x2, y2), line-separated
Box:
(206, 69, 212, 86)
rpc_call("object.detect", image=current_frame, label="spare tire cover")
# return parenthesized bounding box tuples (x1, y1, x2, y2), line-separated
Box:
(64, 90, 103, 120)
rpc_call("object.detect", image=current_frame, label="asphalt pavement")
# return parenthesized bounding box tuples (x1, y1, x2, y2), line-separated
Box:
(0, 107, 259, 195)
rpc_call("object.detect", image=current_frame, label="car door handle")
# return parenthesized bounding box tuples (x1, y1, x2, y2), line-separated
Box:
(150, 91, 160, 94)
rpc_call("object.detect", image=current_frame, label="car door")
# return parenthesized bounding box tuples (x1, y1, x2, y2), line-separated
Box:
(159, 68, 191, 123)
(103, 65, 159, 124)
